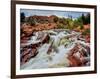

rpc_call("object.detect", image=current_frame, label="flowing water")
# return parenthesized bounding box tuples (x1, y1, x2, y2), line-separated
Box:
(21, 29, 90, 69)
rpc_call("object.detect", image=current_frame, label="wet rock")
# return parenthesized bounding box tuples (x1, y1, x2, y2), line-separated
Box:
(67, 43, 90, 67)
(68, 55, 82, 67)
(21, 47, 38, 65)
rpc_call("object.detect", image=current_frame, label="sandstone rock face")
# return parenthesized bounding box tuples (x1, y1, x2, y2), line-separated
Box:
(21, 25, 33, 36)
(67, 43, 90, 67)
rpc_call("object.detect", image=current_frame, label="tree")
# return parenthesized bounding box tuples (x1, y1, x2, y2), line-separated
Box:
(85, 13, 90, 24)
(20, 12, 25, 23)
(81, 14, 85, 24)
(81, 13, 90, 25)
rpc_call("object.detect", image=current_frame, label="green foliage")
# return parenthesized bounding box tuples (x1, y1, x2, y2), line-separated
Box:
(66, 18, 74, 30)
(57, 23, 66, 29)
(71, 13, 90, 30)
(26, 17, 36, 26)
(53, 16, 59, 23)
(59, 18, 67, 25)
(73, 19, 83, 29)
(82, 29, 90, 35)
(57, 18, 75, 30)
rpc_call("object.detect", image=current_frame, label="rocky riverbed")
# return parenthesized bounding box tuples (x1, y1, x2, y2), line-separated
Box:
(20, 29, 90, 69)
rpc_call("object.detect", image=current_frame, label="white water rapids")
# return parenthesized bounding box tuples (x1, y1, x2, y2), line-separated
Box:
(20, 29, 89, 69)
